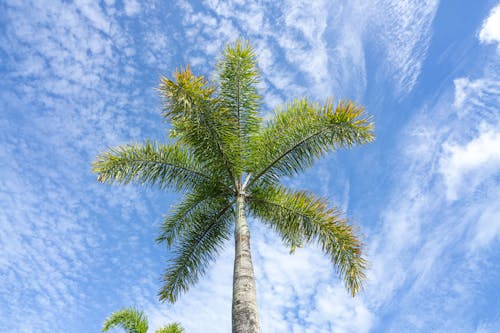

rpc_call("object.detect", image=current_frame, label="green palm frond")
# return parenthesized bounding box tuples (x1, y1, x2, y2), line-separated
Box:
(156, 182, 233, 248)
(92, 141, 228, 192)
(217, 39, 261, 171)
(246, 98, 374, 187)
(102, 307, 148, 333)
(248, 185, 366, 296)
(158, 66, 239, 188)
(154, 323, 185, 333)
(159, 199, 235, 303)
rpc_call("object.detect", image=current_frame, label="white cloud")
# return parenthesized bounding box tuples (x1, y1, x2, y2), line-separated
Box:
(439, 126, 500, 201)
(74, 0, 112, 34)
(445, 77, 500, 201)
(144, 244, 233, 332)
(124, 0, 141, 16)
(475, 318, 500, 333)
(309, 285, 373, 333)
(479, 4, 500, 47)
(454, 77, 476, 108)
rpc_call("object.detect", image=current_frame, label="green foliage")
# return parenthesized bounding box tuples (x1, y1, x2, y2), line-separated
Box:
(156, 183, 233, 247)
(102, 307, 148, 333)
(93, 40, 375, 303)
(102, 308, 185, 333)
(248, 185, 366, 296)
(217, 40, 261, 171)
(158, 66, 239, 188)
(93, 141, 216, 192)
(154, 322, 185, 333)
(158, 198, 235, 303)
(247, 98, 374, 187)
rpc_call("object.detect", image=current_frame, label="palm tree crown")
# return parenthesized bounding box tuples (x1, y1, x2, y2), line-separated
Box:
(102, 307, 184, 333)
(93, 40, 374, 332)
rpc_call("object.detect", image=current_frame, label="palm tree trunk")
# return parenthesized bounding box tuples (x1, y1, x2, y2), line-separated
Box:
(232, 193, 259, 333)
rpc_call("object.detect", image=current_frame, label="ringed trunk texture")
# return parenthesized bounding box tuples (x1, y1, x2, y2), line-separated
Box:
(232, 194, 260, 333)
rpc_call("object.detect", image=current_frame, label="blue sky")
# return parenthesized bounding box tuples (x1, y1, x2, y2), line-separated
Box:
(1, 0, 499, 332)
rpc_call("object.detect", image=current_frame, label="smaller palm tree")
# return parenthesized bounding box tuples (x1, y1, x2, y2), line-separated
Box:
(102, 307, 184, 333)
(154, 323, 185, 333)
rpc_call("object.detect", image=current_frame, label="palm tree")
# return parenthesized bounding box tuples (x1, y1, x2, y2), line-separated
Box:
(102, 307, 184, 333)
(93, 40, 374, 333)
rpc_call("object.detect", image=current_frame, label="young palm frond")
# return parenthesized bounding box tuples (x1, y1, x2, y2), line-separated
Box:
(102, 307, 185, 333)
(158, 66, 238, 189)
(102, 307, 148, 333)
(217, 40, 261, 172)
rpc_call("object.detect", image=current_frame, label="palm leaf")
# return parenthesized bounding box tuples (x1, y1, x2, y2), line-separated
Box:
(156, 182, 233, 248)
(94, 41, 374, 316)
(102, 307, 148, 333)
(248, 184, 366, 296)
(246, 98, 374, 188)
(159, 199, 235, 303)
(93, 141, 229, 192)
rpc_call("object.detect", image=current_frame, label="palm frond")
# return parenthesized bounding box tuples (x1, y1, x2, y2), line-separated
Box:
(92, 141, 228, 192)
(159, 199, 235, 303)
(154, 323, 185, 333)
(156, 182, 233, 248)
(158, 66, 239, 188)
(246, 98, 374, 188)
(217, 39, 261, 172)
(248, 185, 366, 296)
(102, 307, 148, 333)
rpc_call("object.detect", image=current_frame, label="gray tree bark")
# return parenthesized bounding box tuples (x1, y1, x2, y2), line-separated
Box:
(232, 193, 260, 333)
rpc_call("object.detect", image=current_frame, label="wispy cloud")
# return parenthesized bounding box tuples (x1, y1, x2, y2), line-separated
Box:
(364, 17, 500, 330)
(174, 0, 438, 104)
(0, 0, 175, 331)
(371, 0, 439, 96)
